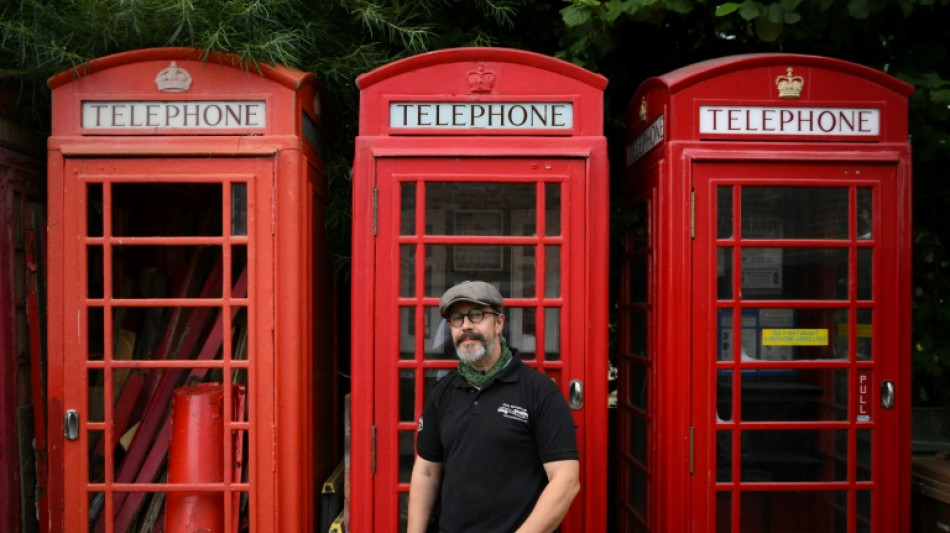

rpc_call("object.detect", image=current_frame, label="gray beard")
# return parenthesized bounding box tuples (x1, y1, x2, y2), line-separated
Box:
(456, 342, 488, 365)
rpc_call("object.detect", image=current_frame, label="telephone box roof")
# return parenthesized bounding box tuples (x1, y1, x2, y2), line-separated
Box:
(48, 47, 314, 91)
(356, 46, 607, 91)
(639, 53, 912, 97)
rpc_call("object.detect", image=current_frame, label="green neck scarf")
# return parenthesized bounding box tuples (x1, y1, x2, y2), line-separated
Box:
(458, 343, 512, 388)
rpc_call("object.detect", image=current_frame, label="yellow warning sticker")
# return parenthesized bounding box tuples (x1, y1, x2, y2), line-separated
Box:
(761, 328, 829, 346)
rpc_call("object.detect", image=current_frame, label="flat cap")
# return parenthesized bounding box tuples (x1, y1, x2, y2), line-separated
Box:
(439, 281, 504, 317)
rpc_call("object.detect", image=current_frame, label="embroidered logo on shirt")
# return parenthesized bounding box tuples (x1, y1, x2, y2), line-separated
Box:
(497, 403, 529, 423)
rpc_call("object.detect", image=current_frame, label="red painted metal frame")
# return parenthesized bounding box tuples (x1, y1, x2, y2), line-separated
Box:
(352, 48, 609, 532)
(619, 54, 913, 531)
(46, 48, 337, 533)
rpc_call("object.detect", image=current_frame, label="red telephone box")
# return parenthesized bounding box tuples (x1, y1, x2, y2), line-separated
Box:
(351, 47, 609, 532)
(46, 48, 337, 532)
(618, 54, 913, 531)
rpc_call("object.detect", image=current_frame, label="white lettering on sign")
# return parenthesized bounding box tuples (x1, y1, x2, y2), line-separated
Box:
(389, 102, 573, 130)
(857, 370, 872, 422)
(81, 101, 266, 130)
(626, 115, 664, 164)
(699, 106, 880, 137)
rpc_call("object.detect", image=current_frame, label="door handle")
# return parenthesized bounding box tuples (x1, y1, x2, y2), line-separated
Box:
(880, 381, 895, 410)
(568, 380, 584, 410)
(64, 409, 80, 441)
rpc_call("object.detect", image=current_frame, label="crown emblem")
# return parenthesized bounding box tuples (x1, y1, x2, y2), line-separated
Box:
(638, 97, 648, 122)
(775, 67, 804, 99)
(467, 63, 496, 93)
(155, 61, 193, 93)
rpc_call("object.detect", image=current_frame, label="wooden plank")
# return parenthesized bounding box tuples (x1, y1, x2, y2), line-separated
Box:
(24, 215, 48, 533)
(137, 485, 165, 533)
(17, 404, 38, 532)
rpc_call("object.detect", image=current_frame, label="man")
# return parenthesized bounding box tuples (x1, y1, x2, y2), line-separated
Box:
(407, 281, 580, 533)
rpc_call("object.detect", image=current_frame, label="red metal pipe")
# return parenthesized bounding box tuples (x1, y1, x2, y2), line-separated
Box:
(166, 383, 225, 533)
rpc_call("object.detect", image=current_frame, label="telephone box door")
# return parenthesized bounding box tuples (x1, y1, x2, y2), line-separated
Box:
(57, 156, 275, 532)
(372, 156, 589, 531)
(692, 160, 907, 532)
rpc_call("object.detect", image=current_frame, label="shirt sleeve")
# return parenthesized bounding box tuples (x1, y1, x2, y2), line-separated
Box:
(533, 377, 580, 463)
(415, 388, 444, 463)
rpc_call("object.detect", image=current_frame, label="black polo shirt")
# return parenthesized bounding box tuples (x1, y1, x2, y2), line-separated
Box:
(416, 352, 578, 533)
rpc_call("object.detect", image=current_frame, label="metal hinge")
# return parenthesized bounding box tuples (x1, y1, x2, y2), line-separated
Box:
(371, 424, 377, 475)
(690, 189, 695, 239)
(689, 425, 695, 475)
(372, 187, 378, 236)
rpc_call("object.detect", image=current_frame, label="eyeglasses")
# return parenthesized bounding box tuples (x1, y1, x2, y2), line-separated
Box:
(447, 309, 499, 327)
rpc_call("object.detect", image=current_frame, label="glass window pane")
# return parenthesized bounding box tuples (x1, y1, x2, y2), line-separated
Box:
(426, 245, 532, 300)
(742, 247, 848, 300)
(507, 307, 536, 359)
(734, 369, 848, 422)
(423, 244, 445, 297)
(88, 306, 104, 361)
(629, 309, 646, 356)
(401, 245, 415, 297)
(716, 492, 731, 532)
(858, 490, 872, 532)
(717, 370, 733, 422)
(399, 370, 415, 422)
(424, 307, 453, 360)
(545, 245, 560, 298)
(858, 248, 872, 301)
(627, 361, 647, 409)
(112, 306, 228, 362)
(736, 308, 846, 361)
(741, 430, 847, 482)
(857, 429, 872, 482)
(630, 254, 647, 304)
(401, 182, 416, 235)
(718, 247, 733, 300)
(399, 307, 415, 360)
(88, 245, 103, 299)
(545, 307, 560, 361)
(741, 186, 848, 240)
(426, 183, 535, 236)
(858, 187, 873, 240)
(718, 309, 753, 362)
(740, 491, 845, 531)
(231, 183, 247, 236)
(716, 432, 733, 482)
(631, 414, 648, 465)
(112, 245, 221, 299)
(112, 183, 222, 237)
(857, 308, 873, 360)
(546, 183, 561, 236)
(87, 182, 104, 237)
(718, 186, 733, 239)
(88, 369, 104, 423)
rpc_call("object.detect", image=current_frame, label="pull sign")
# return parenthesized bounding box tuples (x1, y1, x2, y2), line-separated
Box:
(64, 409, 80, 441)
(856, 370, 873, 422)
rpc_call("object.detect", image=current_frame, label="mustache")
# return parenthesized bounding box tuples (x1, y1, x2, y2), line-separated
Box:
(455, 331, 487, 347)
